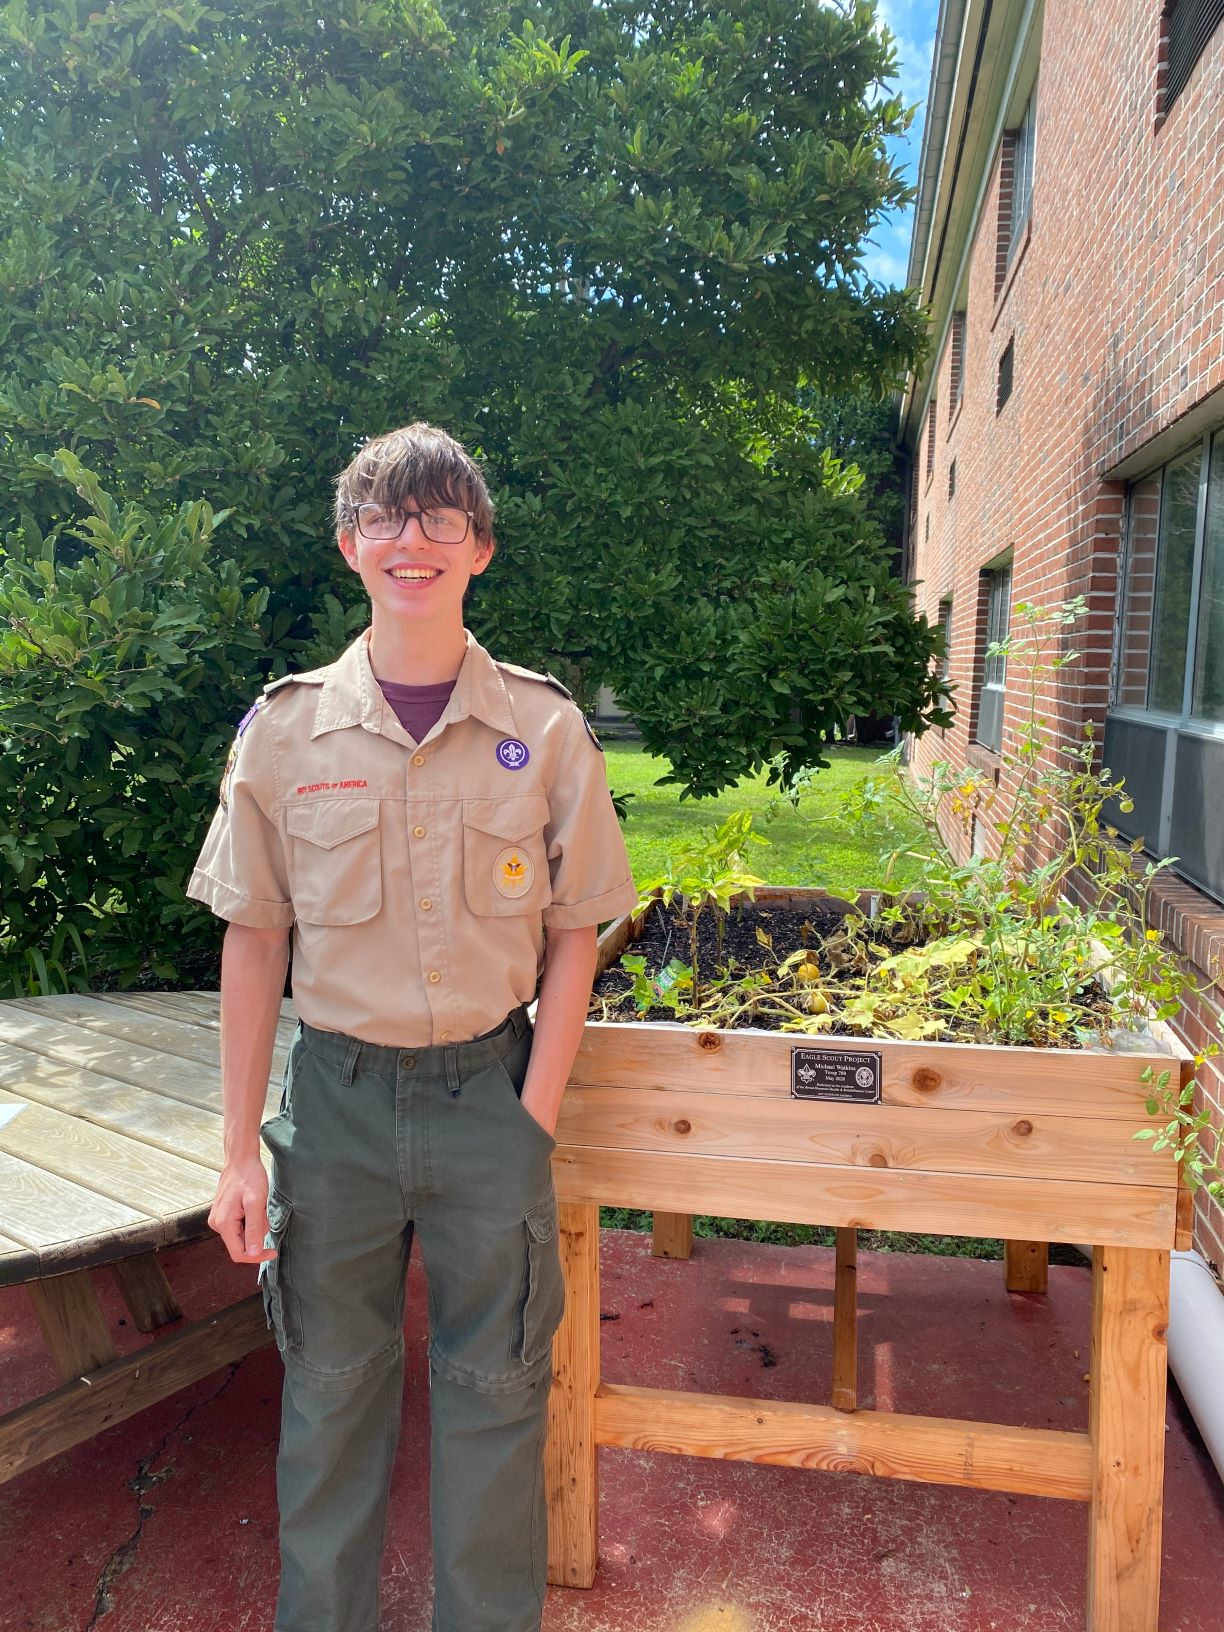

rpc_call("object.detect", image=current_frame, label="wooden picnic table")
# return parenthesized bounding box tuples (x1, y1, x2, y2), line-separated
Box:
(0, 991, 284, 1484)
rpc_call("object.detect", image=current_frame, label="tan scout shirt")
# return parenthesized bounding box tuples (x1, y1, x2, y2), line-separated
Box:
(187, 631, 637, 1047)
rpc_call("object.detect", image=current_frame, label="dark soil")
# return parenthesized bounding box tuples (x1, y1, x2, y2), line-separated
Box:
(592, 898, 1114, 1045)
(595, 900, 844, 1010)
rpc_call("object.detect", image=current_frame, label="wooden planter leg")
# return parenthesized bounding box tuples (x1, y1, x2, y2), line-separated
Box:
(831, 1228, 858, 1413)
(651, 1212, 693, 1260)
(109, 1253, 184, 1333)
(1086, 1245, 1168, 1632)
(1004, 1239, 1049, 1293)
(27, 1272, 118, 1381)
(547, 1201, 601, 1589)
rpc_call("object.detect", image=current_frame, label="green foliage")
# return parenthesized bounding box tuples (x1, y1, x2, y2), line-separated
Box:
(1137, 1067, 1224, 1201)
(799, 387, 908, 548)
(834, 600, 1185, 1046)
(1, 0, 944, 794)
(634, 809, 768, 1002)
(0, 452, 267, 986)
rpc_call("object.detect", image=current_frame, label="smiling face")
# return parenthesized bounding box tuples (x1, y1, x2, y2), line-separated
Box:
(337, 501, 494, 631)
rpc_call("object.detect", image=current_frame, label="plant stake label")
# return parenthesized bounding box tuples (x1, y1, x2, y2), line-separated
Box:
(791, 1048, 882, 1103)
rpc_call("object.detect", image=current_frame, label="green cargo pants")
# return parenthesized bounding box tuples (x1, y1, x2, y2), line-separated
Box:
(259, 1007, 564, 1632)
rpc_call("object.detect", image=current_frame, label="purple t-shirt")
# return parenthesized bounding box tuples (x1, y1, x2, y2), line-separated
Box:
(378, 678, 456, 745)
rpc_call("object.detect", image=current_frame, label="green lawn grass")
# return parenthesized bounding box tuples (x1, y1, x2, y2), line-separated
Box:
(607, 739, 928, 892)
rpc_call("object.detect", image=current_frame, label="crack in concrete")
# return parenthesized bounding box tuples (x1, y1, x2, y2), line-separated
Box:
(84, 1362, 245, 1630)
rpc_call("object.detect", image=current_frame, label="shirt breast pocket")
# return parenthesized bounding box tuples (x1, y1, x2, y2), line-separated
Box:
(285, 798, 382, 926)
(462, 795, 552, 918)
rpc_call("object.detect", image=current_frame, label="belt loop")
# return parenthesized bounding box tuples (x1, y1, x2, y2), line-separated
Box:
(511, 1005, 528, 1041)
(445, 1046, 461, 1097)
(341, 1037, 362, 1088)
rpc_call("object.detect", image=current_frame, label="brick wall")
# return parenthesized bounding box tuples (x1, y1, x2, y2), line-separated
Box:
(905, 0, 1224, 1263)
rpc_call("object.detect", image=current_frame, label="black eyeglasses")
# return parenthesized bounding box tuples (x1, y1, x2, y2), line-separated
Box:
(355, 504, 473, 544)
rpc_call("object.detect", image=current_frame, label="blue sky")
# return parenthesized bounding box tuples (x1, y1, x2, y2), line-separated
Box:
(862, 0, 940, 288)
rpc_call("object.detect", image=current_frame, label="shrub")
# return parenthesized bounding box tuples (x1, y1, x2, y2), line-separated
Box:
(0, 451, 268, 988)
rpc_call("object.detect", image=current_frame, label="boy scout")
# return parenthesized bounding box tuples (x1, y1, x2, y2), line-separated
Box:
(188, 422, 637, 1632)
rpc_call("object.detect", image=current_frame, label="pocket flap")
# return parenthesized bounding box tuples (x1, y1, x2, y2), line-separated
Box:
(266, 1190, 292, 1232)
(463, 794, 550, 842)
(524, 1198, 557, 1244)
(286, 798, 379, 850)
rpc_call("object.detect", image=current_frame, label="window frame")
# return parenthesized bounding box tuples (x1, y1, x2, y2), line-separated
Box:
(1007, 91, 1037, 263)
(975, 564, 1013, 753)
(1162, 0, 1224, 116)
(1106, 428, 1224, 898)
(997, 337, 1015, 415)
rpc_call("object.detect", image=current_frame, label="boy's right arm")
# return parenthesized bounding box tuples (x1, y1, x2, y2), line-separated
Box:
(208, 921, 291, 1264)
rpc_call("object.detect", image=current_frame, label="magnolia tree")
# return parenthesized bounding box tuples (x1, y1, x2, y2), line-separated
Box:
(0, 0, 948, 981)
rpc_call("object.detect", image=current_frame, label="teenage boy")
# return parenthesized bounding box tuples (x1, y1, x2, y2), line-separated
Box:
(187, 422, 637, 1632)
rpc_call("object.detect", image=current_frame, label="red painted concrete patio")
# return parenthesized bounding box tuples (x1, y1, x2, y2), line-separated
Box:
(4, 1230, 1222, 1632)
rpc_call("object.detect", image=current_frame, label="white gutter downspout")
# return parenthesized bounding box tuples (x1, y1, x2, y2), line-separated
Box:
(1168, 1250, 1224, 1481)
(1072, 1243, 1224, 1483)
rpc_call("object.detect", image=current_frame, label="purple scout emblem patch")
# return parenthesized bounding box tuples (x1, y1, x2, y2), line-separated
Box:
(237, 702, 260, 736)
(496, 737, 530, 770)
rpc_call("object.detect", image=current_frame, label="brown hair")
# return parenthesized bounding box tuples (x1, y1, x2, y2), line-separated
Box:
(333, 423, 495, 546)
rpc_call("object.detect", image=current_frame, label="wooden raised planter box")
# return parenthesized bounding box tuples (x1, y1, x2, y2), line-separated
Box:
(544, 887, 1192, 1632)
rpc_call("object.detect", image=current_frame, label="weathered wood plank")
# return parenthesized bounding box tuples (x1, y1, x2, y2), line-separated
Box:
(552, 1145, 1177, 1248)
(555, 1084, 1175, 1188)
(27, 1270, 119, 1380)
(0, 1050, 274, 1165)
(10, 995, 292, 1078)
(109, 1254, 184, 1332)
(1087, 1246, 1169, 1632)
(593, 1382, 1093, 1501)
(0, 1293, 271, 1484)
(832, 1228, 858, 1413)
(95, 991, 297, 1040)
(1004, 1239, 1049, 1293)
(569, 1022, 1180, 1121)
(0, 1010, 276, 1116)
(0, 1088, 218, 1224)
(0, 1149, 154, 1260)
(546, 1202, 600, 1590)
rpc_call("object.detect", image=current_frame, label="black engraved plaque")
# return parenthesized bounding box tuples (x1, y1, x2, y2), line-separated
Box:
(791, 1048, 882, 1103)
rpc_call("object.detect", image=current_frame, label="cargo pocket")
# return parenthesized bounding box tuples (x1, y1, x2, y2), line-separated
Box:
(515, 1195, 565, 1368)
(463, 795, 552, 918)
(258, 1190, 302, 1354)
(285, 798, 382, 925)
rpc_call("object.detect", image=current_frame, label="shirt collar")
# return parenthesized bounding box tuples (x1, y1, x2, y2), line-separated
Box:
(310, 629, 515, 739)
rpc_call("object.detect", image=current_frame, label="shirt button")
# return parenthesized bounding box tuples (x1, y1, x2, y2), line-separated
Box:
(412, 753, 425, 767)
(428, 970, 442, 984)
(413, 825, 426, 838)
(440, 1031, 451, 1042)
(420, 898, 433, 911)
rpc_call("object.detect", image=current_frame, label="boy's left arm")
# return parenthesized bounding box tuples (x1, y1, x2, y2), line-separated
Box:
(519, 924, 598, 1136)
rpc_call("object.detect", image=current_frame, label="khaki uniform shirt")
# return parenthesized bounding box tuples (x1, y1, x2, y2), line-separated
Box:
(187, 630, 637, 1047)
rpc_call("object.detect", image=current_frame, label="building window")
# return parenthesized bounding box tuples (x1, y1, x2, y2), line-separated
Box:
(937, 599, 953, 681)
(949, 311, 966, 421)
(948, 460, 957, 500)
(976, 565, 1012, 752)
(925, 512, 930, 544)
(995, 89, 1037, 290)
(925, 402, 937, 482)
(1106, 429, 1224, 900)
(997, 338, 1015, 414)
(1162, 0, 1224, 114)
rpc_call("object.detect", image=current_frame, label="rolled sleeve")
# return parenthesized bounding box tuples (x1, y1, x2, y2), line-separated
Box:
(542, 709, 638, 930)
(186, 707, 294, 929)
